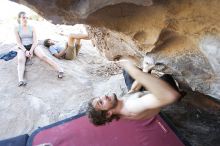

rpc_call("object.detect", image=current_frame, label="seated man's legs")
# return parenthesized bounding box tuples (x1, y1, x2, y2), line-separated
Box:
(75, 39, 81, 56)
(64, 37, 81, 60)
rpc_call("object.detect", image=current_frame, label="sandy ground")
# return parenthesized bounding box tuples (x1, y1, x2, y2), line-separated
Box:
(0, 20, 127, 139)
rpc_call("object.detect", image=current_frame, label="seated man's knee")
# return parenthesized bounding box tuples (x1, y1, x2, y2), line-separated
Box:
(75, 39, 81, 44)
(68, 37, 75, 46)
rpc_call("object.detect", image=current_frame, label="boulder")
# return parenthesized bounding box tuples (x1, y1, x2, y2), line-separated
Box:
(4, 0, 220, 145)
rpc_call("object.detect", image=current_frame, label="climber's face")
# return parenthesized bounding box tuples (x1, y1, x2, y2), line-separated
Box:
(92, 93, 118, 111)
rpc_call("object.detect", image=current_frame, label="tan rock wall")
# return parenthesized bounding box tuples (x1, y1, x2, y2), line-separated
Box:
(5, 1, 220, 145)
(85, 0, 220, 99)
(12, 0, 220, 99)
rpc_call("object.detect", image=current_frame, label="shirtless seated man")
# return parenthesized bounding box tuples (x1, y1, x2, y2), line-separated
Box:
(86, 56, 182, 126)
(44, 33, 89, 60)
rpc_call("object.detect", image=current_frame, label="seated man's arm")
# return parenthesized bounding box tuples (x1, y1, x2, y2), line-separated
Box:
(53, 49, 66, 59)
(121, 59, 180, 108)
(49, 47, 66, 59)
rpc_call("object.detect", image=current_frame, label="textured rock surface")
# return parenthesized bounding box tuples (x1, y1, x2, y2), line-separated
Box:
(4, 0, 220, 146)
(86, 26, 143, 60)
(11, 0, 153, 23)
(162, 91, 220, 146)
(84, 0, 220, 100)
(0, 42, 127, 139)
(12, 0, 220, 99)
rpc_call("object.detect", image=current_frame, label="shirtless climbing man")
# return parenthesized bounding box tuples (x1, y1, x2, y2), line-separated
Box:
(87, 56, 182, 126)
